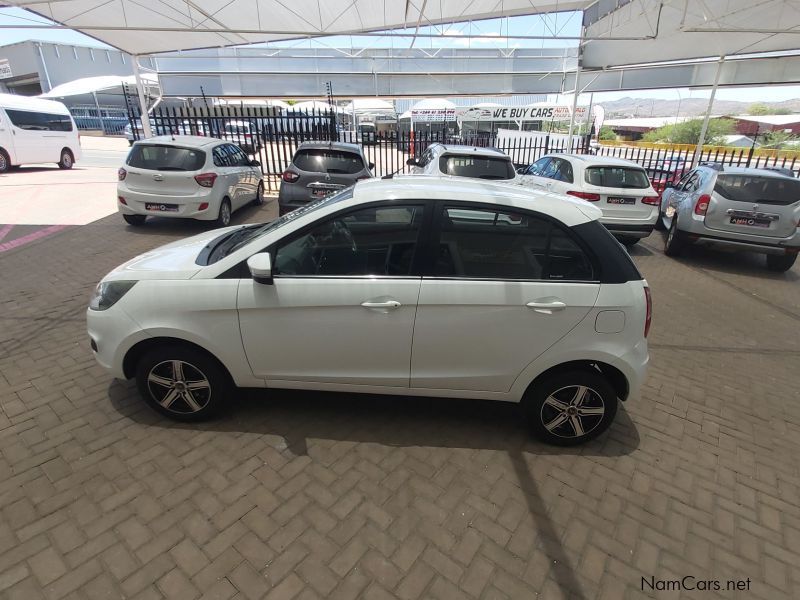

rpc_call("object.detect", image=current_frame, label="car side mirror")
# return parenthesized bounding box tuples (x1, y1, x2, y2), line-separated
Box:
(516, 167, 527, 175)
(247, 253, 273, 284)
(250, 159, 261, 167)
(368, 162, 375, 171)
(406, 158, 418, 166)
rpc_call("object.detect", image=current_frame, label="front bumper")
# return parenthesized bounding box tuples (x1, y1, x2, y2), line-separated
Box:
(87, 306, 149, 380)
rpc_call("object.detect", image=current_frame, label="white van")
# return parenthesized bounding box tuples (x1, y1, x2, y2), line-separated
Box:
(0, 93, 82, 173)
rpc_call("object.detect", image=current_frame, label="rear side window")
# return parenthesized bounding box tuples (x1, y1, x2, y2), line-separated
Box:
(127, 145, 206, 171)
(293, 149, 365, 174)
(439, 154, 515, 180)
(6, 109, 73, 131)
(714, 174, 800, 206)
(435, 207, 594, 281)
(585, 166, 650, 189)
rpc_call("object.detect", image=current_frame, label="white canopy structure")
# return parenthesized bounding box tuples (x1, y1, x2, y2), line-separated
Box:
(38, 74, 159, 98)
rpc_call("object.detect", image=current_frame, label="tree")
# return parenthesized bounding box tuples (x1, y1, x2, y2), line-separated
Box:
(747, 102, 791, 116)
(759, 130, 798, 149)
(598, 126, 616, 141)
(641, 118, 734, 145)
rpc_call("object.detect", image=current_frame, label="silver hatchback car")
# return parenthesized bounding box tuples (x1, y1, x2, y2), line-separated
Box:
(659, 165, 800, 272)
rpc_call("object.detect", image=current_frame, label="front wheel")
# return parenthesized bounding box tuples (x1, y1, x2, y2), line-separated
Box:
(215, 198, 232, 227)
(766, 253, 797, 273)
(58, 149, 74, 169)
(135, 345, 232, 421)
(0, 149, 10, 173)
(524, 370, 618, 446)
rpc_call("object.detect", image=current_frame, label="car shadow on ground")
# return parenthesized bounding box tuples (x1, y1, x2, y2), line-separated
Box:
(625, 242, 654, 257)
(109, 380, 639, 600)
(646, 232, 799, 281)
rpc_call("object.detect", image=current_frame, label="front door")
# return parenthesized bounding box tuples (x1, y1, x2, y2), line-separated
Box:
(238, 202, 429, 387)
(411, 204, 600, 393)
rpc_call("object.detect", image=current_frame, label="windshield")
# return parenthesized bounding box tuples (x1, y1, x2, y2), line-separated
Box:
(714, 174, 800, 206)
(439, 154, 515, 180)
(204, 187, 355, 264)
(585, 166, 650, 189)
(127, 144, 205, 171)
(293, 149, 365, 174)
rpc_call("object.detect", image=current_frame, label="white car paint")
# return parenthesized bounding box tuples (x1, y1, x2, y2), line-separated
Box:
(0, 93, 82, 171)
(117, 136, 262, 223)
(89, 176, 650, 442)
(517, 154, 659, 239)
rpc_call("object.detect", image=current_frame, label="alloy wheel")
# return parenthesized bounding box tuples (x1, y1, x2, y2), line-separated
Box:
(539, 385, 605, 439)
(146, 360, 211, 414)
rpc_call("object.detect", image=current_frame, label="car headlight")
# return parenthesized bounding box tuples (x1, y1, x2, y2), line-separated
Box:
(89, 280, 137, 311)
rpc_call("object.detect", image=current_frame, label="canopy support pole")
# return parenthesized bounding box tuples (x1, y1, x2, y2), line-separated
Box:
(693, 55, 725, 167)
(132, 55, 153, 139)
(566, 62, 582, 151)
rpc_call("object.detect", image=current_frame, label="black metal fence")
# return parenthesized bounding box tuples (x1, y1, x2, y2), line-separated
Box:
(131, 105, 800, 193)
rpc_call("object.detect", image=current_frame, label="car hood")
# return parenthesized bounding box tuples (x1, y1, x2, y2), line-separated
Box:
(103, 225, 241, 281)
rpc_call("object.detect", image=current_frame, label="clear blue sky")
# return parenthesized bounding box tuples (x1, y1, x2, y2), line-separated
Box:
(2, 6, 799, 103)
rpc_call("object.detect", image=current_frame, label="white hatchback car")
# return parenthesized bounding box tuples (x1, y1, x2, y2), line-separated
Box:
(117, 136, 264, 227)
(89, 176, 650, 445)
(408, 143, 516, 181)
(517, 154, 659, 244)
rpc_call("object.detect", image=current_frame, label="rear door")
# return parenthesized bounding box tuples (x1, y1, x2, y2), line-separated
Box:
(410, 203, 600, 393)
(125, 143, 206, 198)
(583, 165, 657, 220)
(704, 173, 800, 238)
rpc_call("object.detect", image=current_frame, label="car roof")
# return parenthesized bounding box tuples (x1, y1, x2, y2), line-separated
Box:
(701, 165, 794, 178)
(135, 135, 220, 148)
(430, 144, 508, 158)
(548, 153, 645, 169)
(352, 175, 601, 227)
(296, 141, 363, 153)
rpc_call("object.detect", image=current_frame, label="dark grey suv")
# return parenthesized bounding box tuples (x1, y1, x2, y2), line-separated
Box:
(279, 142, 374, 214)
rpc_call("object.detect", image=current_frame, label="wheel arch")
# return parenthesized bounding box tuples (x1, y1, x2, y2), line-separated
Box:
(123, 336, 234, 384)
(524, 360, 630, 402)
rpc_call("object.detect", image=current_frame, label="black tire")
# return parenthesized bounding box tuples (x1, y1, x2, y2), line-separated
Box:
(58, 148, 74, 170)
(215, 198, 232, 228)
(766, 253, 797, 273)
(664, 215, 686, 257)
(135, 345, 232, 421)
(0, 149, 10, 173)
(523, 369, 618, 446)
(253, 181, 264, 206)
(123, 214, 147, 226)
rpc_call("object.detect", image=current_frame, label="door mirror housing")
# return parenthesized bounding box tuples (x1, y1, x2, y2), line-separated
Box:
(368, 162, 375, 171)
(247, 253, 273, 284)
(406, 158, 418, 167)
(516, 166, 527, 175)
(249, 159, 261, 167)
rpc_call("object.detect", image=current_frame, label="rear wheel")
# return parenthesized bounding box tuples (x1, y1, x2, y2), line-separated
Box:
(135, 345, 231, 421)
(123, 214, 146, 226)
(253, 181, 264, 206)
(664, 215, 686, 257)
(766, 253, 797, 273)
(215, 198, 232, 227)
(58, 149, 74, 169)
(524, 370, 618, 446)
(0, 149, 10, 173)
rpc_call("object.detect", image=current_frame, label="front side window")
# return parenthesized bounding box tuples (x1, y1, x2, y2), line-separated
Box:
(274, 204, 425, 277)
(585, 166, 650, 189)
(127, 145, 206, 171)
(435, 207, 594, 281)
(438, 154, 515, 180)
(293, 149, 365, 174)
(6, 110, 73, 132)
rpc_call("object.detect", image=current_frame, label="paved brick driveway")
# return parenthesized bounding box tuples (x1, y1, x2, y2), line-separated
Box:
(1, 199, 798, 600)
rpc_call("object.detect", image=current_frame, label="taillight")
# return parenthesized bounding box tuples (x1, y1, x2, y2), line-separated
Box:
(282, 170, 299, 183)
(194, 173, 217, 188)
(644, 286, 652, 338)
(566, 191, 601, 201)
(117, 168, 127, 181)
(642, 196, 660, 205)
(117, 196, 127, 205)
(694, 194, 711, 216)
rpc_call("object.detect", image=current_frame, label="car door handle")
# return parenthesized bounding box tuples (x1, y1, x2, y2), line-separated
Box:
(526, 300, 566, 313)
(361, 300, 401, 309)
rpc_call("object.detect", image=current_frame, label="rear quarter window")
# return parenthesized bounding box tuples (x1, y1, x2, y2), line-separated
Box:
(127, 145, 206, 171)
(714, 174, 800, 206)
(439, 154, 515, 180)
(585, 166, 650, 189)
(293, 149, 365, 174)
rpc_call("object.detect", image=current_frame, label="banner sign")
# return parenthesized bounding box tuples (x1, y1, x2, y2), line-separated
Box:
(0, 59, 12, 80)
(410, 108, 457, 122)
(458, 105, 589, 122)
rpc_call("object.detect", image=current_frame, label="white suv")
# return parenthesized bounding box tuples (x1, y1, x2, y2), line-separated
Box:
(117, 136, 264, 227)
(88, 176, 650, 446)
(408, 143, 516, 181)
(517, 154, 659, 245)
